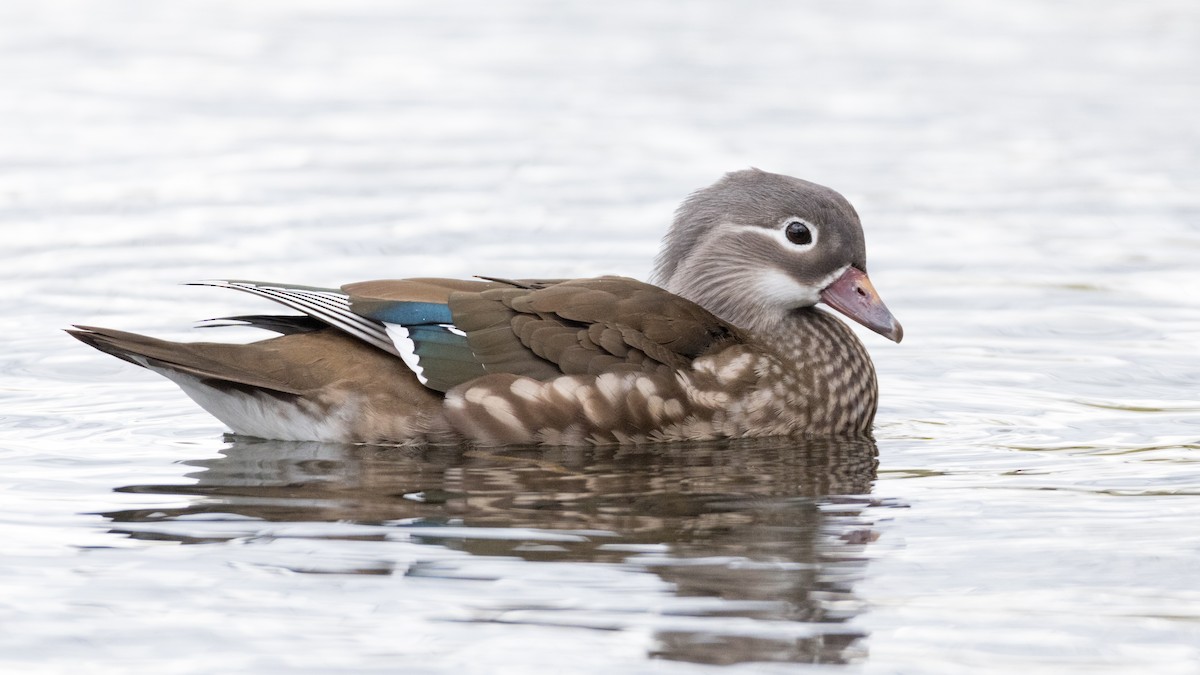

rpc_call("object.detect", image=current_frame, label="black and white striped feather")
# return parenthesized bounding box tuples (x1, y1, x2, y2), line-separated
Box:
(190, 280, 399, 356)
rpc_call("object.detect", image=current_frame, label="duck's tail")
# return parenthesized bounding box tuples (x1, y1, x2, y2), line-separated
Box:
(67, 325, 306, 394)
(66, 325, 446, 443)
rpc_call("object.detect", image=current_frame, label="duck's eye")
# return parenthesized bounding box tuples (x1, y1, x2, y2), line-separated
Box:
(785, 220, 813, 245)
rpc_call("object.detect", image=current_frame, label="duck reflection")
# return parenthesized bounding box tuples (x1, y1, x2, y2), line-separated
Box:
(104, 436, 882, 665)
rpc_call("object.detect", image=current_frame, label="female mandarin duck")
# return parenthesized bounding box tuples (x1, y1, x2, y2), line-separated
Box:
(70, 169, 902, 446)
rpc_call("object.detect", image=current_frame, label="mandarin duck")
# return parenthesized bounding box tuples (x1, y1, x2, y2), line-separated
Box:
(69, 169, 902, 446)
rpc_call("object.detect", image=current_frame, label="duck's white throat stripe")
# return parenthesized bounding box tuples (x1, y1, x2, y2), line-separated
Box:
(752, 263, 851, 309)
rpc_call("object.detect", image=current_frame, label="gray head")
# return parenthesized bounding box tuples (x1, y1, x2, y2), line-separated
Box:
(651, 168, 901, 341)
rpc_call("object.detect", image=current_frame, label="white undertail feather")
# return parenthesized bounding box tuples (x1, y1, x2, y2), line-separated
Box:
(155, 368, 354, 442)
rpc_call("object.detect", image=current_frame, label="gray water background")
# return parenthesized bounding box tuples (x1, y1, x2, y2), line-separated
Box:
(2, 1, 1199, 672)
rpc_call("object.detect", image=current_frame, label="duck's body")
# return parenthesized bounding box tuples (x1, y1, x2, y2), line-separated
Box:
(70, 169, 902, 446)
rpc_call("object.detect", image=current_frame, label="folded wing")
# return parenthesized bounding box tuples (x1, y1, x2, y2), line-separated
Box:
(344, 275, 742, 392)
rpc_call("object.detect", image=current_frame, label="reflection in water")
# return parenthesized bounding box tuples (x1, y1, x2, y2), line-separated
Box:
(104, 436, 886, 665)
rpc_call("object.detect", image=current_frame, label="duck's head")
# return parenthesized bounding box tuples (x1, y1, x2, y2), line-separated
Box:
(651, 168, 902, 342)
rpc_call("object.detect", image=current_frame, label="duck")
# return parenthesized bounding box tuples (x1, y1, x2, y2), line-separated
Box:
(69, 169, 902, 446)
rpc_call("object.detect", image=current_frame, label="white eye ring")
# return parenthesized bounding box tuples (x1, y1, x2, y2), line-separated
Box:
(721, 218, 820, 252)
(778, 217, 818, 251)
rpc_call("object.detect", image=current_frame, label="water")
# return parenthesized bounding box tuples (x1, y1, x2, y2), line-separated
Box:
(3, 0, 1199, 672)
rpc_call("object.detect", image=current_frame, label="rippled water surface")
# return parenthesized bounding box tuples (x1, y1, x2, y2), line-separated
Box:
(3, 1, 1200, 672)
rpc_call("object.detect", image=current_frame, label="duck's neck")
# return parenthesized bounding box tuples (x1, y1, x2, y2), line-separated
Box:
(756, 308, 880, 435)
(653, 236, 814, 337)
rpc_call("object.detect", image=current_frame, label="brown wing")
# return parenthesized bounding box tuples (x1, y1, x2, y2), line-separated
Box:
(450, 275, 741, 379)
(341, 275, 741, 391)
